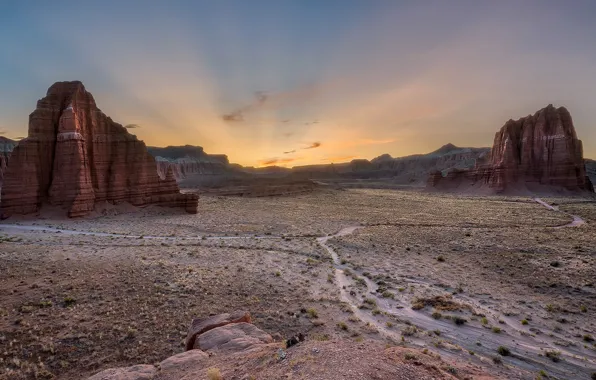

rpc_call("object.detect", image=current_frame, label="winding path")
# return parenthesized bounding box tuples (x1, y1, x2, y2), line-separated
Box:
(315, 198, 593, 379)
(533, 197, 585, 228)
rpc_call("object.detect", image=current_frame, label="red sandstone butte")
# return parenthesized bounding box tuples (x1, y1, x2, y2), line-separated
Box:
(429, 105, 594, 193)
(0, 81, 198, 218)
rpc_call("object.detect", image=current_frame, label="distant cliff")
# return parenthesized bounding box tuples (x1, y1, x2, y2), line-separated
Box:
(0, 137, 17, 189)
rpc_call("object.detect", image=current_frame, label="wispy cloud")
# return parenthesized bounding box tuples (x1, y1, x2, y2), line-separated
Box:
(303, 141, 321, 149)
(283, 149, 296, 154)
(221, 91, 269, 123)
(124, 124, 141, 129)
(259, 157, 298, 166)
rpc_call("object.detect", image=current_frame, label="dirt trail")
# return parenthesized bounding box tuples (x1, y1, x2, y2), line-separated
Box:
(0, 224, 278, 240)
(316, 207, 595, 379)
(533, 197, 586, 228)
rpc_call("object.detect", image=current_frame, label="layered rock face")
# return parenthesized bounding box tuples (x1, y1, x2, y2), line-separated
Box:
(0, 81, 198, 218)
(429, 105, 594, 193)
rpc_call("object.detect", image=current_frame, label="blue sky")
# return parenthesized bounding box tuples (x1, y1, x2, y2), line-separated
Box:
(1, 0, 596, 166)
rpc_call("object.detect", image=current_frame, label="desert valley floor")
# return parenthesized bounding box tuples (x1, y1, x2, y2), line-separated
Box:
(1, 189, 595, 380)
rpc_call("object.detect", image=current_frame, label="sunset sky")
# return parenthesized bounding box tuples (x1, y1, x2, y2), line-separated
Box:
(1, 1, 596, 167)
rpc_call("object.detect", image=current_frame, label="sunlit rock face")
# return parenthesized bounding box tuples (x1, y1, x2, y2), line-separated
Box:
(429, 105, 594, 193)
(0, 81, 198, 218)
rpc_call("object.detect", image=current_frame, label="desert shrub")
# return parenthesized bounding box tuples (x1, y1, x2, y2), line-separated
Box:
(437, 256, 445, 262)
(453, 316, 467, 326)
(312, 334, 330, 341)
(431, 311, 442, 319)
(492, 327, 501, 333)
(402, 325, 418, 336)
(521, 319, 528, 325)
(337, 322, 348, 331)
(207, 367, 222, 380)
(63, 297, 76, 307)
(545, 350, 561, 362)
(497, 346, 510, 356)
(364, 298, 377, 306)
(382, 290, 395, 299)
(307, 308, 318, 318)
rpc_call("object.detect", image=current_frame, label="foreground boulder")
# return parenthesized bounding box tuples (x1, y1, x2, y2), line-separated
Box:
(185, 311, 251, 350)
(0, 81, 198, 218)
(429, 105, 594, 193)
(195, 322, 273, 352)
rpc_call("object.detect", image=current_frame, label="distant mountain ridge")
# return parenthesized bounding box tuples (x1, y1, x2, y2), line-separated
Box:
(288, 143, 491, 185)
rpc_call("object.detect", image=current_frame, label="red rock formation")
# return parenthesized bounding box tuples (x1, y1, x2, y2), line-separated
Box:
(429, 105, 594, 193)
(0, 81, 198, 218)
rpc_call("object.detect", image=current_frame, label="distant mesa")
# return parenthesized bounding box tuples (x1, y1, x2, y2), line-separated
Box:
(147, 145, 231, 181)
(0, 81, 198, 218)
(428, 105, 594, 194)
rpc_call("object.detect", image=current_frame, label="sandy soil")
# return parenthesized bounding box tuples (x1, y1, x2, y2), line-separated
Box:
(1, 189, 595, 380)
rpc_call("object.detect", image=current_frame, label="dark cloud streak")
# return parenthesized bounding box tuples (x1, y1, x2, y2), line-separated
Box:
(303, 142, 321, 149)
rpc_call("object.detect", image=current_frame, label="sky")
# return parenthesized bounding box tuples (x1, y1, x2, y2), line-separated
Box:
(1, 0, 596, 167)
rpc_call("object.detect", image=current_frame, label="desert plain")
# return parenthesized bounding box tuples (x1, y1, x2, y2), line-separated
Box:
(1, 189, 595, 380)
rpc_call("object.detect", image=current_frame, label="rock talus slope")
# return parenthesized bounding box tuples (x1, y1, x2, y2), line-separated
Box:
(0, 81, 198, 218)
(429, 105, 594, 193)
